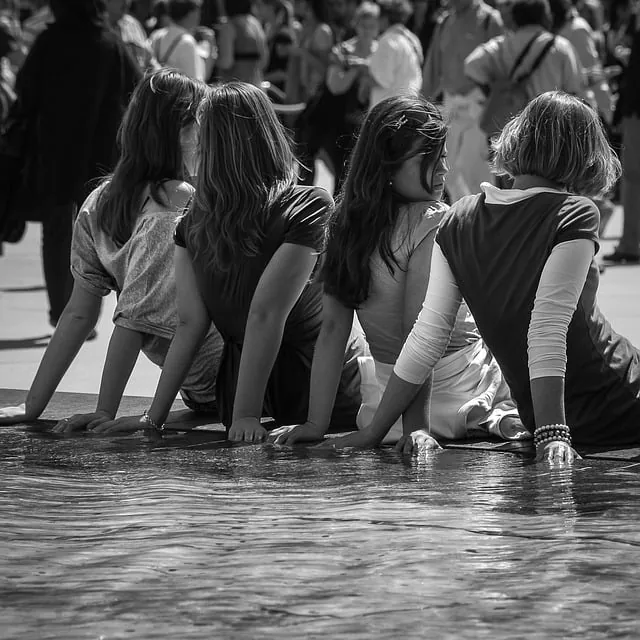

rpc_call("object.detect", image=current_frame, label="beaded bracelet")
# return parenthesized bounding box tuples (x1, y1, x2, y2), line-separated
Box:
(140, 410, 165, 436)
(534, 423, 571, 447)
(535, 435, 572, 447)
(534, 424, 570, 437)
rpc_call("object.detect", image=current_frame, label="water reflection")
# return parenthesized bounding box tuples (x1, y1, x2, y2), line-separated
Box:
(0, 427, 639, 639)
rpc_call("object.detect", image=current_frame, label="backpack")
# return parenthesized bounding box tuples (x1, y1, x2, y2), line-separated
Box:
(479, 34, 556, 139)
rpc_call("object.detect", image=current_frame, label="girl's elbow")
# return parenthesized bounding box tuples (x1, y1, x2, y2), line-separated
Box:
(177, 314, 210, 337)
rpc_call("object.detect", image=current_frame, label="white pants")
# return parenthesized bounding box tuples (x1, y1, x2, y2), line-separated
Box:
(356, 340, 521, 444)
(442, 92, 493, 203)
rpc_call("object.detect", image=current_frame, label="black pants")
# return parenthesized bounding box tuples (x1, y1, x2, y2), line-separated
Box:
(42, 202, 76, 326)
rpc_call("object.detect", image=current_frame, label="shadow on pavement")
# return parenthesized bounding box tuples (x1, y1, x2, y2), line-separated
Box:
(0, 335, 51, 350)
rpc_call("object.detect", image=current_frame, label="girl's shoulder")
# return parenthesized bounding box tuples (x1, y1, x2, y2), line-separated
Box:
(395, 200, 447, 253)
(143, 180, 194, 215)
(279, 185, 333, 214)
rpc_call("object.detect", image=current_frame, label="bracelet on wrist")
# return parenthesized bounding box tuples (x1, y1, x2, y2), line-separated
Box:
(533, 423, 571, 447)
(140, 410, 164, 435)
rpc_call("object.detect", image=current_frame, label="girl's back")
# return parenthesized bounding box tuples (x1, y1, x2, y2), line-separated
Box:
(357, 201, 479, 365)
(72, 181, 222, 402)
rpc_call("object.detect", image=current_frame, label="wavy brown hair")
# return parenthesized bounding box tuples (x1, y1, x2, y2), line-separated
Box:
(182, 82, 297, 286)
(493, 91, 621, 197)
(322, 95, 447, 309)
(95, 69, 208, 247)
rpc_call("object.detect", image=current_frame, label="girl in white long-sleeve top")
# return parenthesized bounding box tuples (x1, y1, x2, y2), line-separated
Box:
(325, 91, 640, 464)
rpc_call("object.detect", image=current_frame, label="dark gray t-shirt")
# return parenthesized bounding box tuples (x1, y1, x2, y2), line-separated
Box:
(436, 191, 640, 446)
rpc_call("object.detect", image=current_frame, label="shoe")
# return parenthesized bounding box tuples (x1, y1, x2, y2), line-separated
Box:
(602, 250, 640, 264)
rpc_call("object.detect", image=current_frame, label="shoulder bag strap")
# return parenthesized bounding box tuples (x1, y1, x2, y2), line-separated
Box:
(508, 34, 543, 80)
(159, 32, 187, 66)
(514, 36, 556, 83)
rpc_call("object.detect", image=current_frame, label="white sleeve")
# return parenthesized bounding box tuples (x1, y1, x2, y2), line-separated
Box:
(394, 243, 462, 384)
(528, 239, 595, 380)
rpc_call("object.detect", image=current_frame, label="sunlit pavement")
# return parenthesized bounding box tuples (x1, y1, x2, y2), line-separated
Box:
(1, 164, 639, 396)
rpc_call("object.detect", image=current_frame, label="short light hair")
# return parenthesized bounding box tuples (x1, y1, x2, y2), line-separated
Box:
(355, 1, 380, 20)
(492, 91, 621, 198)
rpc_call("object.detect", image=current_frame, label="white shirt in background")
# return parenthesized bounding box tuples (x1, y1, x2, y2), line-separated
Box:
(368, 24, 423, 107)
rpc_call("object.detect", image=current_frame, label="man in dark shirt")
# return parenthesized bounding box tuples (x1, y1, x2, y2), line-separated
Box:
(604, 15, 640, 263)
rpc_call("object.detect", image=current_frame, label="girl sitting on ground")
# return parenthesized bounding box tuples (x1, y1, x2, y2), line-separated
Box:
(324, 92, 640, 463)
(0, 70, 223, 431)
(274, 94, 526, 450)
(95, 82, 364, 441)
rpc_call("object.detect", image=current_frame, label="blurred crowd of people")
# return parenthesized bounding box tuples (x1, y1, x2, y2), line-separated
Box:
(0, 0, 639, 327)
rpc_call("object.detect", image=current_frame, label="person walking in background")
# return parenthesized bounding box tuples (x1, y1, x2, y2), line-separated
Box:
(216, 0, 268, 85)
(547, 0, 616, 236)
(288, 0, 334, 185)
(97, 83, 364, 441)
(8, 0, 141, 330)
(408, 0, 445, 56)
(324, 0, 379, 191)
(422, 0, 503, 202)
(465, 0, 585, 132)
(287, 0, 333, 103)
(367, 0, 423, 107)
(548, 0, 612, 120)
(260, 0, 297, 96)
(603, 8, 640, 264)
(150, 0, 215, 81)
(0, 70, 223, 430)
(20, 0, 53, 50)
(107, 0, 160, 71)
(0, 15, 19, 120)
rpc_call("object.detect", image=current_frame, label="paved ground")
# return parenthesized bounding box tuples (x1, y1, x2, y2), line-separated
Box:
(1, 179, 639, 399)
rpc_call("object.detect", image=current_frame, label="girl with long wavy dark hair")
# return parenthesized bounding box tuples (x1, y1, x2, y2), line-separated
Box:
(274, 94, 527, 449)
(0, 70, 223, 431)
(99, 81, 364, 442)
(323, 92, 639, 464)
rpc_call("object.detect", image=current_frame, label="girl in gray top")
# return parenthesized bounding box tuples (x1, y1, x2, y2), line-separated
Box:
(0, 70, 223, 431)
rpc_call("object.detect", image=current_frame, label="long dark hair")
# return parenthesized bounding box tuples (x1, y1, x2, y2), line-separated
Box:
(322, 95, 447, 308)
(95, 69, 208, 247)
(182, 82, 297, 283)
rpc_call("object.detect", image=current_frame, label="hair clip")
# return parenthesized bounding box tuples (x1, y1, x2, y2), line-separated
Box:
(392, 115, 408, 131)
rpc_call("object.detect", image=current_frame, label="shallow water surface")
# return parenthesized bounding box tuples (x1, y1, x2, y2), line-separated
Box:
(1, 427, 639, 639)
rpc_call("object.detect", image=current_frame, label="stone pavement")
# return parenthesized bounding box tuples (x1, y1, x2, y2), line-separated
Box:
(1, 195, 639, 399)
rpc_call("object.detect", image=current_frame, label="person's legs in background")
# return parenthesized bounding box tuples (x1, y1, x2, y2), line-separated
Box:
(41, 202, 76, 327)
(443, 95, 493, 203)
(603, 115, 640, 263)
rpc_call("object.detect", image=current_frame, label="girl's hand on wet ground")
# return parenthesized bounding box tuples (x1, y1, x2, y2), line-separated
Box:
(536, 440, 582, 464)
(89, 415, 144, 436)
(228, 417, 268, 444)
(395, 430, 442, 455)
(313, 430, 377, 450)
(53, 411, 113, 434)
(0, 403, 32, 425)
(270, 422, 326, 446)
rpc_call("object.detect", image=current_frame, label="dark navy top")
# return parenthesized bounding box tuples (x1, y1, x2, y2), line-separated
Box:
(436, 192, 640, 446)
(175, 185, 362, 428)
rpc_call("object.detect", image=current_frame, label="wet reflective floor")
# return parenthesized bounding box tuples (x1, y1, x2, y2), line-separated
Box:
(1, 426, 639, 639)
